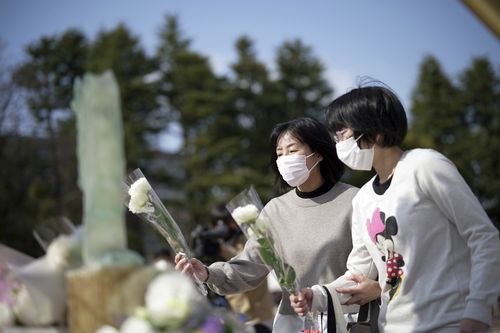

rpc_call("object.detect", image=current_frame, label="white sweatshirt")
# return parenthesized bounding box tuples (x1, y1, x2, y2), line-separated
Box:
(313, 149, 500, 333)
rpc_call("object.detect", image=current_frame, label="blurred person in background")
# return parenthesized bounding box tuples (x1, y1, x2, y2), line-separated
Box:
(210, 203, 275, 333)
(151, 247, 174, 271)
(191, 219, 227, 265)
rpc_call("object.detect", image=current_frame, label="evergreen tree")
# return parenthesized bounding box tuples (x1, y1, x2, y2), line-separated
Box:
(410, 55, 461, 151)
(410, 55, 500, 229)
(456, 58, 500, 227)
(13, 29, 88, 218)
(0, 41, 19, 137)
(276, 39, 333, 120)
(1, 40, 68, 256)
(156, 15, 228, 222)
(229, 36, 281, 200)
(157, 28, 336, 221)
(86, 24, 162, 169)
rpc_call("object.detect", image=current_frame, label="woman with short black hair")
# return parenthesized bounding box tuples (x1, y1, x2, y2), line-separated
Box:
(291, 85, 500, 333)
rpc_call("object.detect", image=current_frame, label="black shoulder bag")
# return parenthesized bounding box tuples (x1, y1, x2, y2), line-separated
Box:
(346, 299, 380, 333)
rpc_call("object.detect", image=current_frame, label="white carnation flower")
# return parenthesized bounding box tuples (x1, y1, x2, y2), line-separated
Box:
(95, 325, 120, 333)
(46, 235, 71, 270)
(120, 316, 155, 333)
(14, 286, 40, 325)
(129, 193, 153, 214)
(128, 178, 154, 214)
(128, 177, 151, 197)
(231, 204, 259, 224)
(246, 227, 255, 239)
(0, 303, 15, 327)
(145, 271, 202, 328)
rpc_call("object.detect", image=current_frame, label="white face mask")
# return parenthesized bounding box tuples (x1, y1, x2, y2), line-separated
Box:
(336, 135, 374, 171)
(276, 152, 320, 187)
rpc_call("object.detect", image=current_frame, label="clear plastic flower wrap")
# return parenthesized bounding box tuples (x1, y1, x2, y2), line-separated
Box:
(226, 186, 298, 293)
(123, 168, 207, 296)
(226, 186, 320, 331)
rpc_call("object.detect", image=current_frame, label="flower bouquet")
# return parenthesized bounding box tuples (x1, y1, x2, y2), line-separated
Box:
(226, 186, 319, 332)
(95, 269, 248, 333)
(226, 186, 297, 294)
(0, 263, 20, 327)
(123, 168, 207, 296)
(1, 218, 83, 327)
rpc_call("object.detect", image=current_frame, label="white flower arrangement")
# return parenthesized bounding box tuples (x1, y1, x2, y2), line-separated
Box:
(46, 235, 72, 270)
(0, 264, 19, 327)
(0, 303, 15, 327)
(7, 224, 83, 326)
(94, 270, 246, 333)
(145, 271, 202, 327)
(95, 325, 120, 333)
(120, 316, 155, 333)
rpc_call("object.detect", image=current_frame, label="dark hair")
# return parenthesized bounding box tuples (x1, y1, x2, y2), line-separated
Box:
(325, 85, 408, 147)
(210, 203, 230, 223)
(153, 247, 172, 259)
(270, 117, 345, 192)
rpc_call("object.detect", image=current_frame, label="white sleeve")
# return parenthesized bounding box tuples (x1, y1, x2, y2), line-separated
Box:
(310, 285, 348, 333)
(310, 284, 328, 312)
(416, 151, 500, 324)
(310, 200, 378, 313)
(345, 200, 379, 279)
(310, 275, 358, 312)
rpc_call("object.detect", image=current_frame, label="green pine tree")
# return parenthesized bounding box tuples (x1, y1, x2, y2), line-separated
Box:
(86, 24, 162, 169)
(276, 39, 333, 120)
(156, 15, 227, 223)
(410, 55, 461, 151)
(410, 55, 499, 229)
(13, 29, 88, 218)
(228, 36, 280, 200)
(456, 57, 500, 227)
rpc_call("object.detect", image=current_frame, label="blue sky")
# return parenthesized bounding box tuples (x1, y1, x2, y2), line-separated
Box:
(1, 0, 499, 151)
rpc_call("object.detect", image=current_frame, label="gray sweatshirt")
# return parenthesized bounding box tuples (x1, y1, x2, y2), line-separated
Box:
(206, 181, 358, 315)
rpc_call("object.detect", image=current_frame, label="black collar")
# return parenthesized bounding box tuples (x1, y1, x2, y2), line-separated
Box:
(373, 174, 392, 195)
(296, 180, 335, 198)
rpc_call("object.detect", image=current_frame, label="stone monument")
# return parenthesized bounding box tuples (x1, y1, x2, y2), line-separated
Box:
(68, 70, 145, 333)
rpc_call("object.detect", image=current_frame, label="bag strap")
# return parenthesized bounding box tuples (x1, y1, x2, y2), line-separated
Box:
(321, 286, 337, 333)
(369, 299, 380, 333)
(357, 302, 369, 322)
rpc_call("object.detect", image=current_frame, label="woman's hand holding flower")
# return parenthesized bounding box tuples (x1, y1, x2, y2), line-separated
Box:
(289, 288, 313, 316)
(174, 253, 208, 283)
